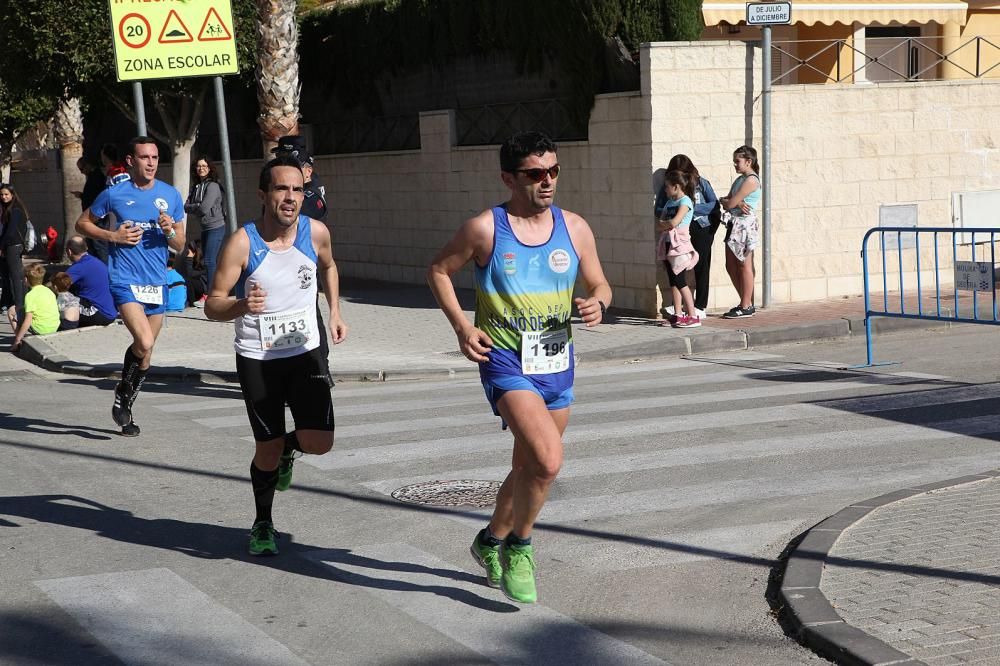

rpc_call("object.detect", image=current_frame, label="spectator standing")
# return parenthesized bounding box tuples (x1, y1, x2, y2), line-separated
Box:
(656, 170, 700, 328)
(52, 272, 81, 330)
(65, 235, 117, 327)
(0, 183, 29, 330)
(720, 145, 761, 319)
(656, 155, 720, 318)
(102, 143, 130, 187)
(73, 156, 111, 262)
(184, 156, 226, 296)
(12, 263, 59, 352)
(272, 136, 331, 372)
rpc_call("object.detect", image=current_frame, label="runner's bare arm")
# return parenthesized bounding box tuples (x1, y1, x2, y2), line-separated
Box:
(157, 212, 186, 252)
(565, 212, 612, 327)
(427, 211, 495, 362)
(75, 208, 142, 246)
(205, 229, 257, 321)
(312, 220, 348, 344)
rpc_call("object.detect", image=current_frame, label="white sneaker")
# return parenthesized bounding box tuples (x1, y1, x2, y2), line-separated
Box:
(695, 308, 706, 319)
(664, 305, 675, 316)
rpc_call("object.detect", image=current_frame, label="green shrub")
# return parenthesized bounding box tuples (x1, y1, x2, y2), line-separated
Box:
(300, 0, 704, 123)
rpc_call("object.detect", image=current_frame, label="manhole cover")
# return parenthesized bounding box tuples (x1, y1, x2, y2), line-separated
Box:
(391, 480, 501, 507)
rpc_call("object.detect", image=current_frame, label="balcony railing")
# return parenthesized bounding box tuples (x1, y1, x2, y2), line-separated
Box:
(771, 35, 1000, 85)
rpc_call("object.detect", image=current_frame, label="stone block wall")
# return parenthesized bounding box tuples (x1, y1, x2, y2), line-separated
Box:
(14, 40, 1000, 315)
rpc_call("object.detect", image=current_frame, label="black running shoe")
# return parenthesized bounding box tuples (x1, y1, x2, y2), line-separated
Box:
(722, 305, 756, 319)
(121, 421, 141, 437)
(112, 382, 132, 427)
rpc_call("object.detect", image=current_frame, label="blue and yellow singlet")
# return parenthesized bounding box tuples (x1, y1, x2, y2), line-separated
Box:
(475, 204, 580, 390)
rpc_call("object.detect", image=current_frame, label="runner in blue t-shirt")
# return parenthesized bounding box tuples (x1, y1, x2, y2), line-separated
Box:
(75, 136, 186, 437)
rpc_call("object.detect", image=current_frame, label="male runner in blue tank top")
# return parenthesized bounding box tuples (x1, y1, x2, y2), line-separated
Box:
(75, 137, 186, 437)
(428, 131, 612, 603)
(205, 155, 348, 556)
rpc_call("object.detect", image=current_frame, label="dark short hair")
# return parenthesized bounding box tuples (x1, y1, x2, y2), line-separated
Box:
(101, 143, 120, 163)
(128, 136, 157, 157)
(258, 154, 303, 192)
(499, 131, 557, 173)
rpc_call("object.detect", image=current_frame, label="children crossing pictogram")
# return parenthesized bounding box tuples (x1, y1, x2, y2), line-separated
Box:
(198, 8, 233, 42)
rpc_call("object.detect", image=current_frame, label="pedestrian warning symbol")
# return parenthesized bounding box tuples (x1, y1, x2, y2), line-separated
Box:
(109, 0, 239, 82)
(198, 8, 233, 42)
(159, 10, 193, 44)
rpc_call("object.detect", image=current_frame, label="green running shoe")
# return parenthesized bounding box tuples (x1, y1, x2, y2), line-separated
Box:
(500, 543, 537, 603)
(275, 450, 300, 492)
(248, 520, 279, 556)
(469, 537, 502, 588)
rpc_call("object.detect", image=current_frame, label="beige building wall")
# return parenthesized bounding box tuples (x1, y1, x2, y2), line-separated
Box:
(647, 40, 1000, 307)
(13, 41, 1000, 316)
(228, 96, 657, 313)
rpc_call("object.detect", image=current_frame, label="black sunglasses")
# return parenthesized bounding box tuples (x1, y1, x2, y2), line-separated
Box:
(514, 165, 560, 182)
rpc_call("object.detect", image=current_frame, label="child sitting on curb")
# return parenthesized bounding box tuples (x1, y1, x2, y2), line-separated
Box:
(12, 263, 59, 352)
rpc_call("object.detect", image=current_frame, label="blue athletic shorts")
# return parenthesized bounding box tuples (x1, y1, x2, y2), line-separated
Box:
(481, 372, 575, 418)
(110, 283, 167, 316)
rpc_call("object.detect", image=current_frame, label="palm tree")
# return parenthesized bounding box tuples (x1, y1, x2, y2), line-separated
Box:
(256, 0, 301, 154)
(53, 96, 85, 249)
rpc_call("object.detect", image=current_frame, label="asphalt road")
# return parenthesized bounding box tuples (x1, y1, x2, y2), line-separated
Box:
(3, 325, 999, 665)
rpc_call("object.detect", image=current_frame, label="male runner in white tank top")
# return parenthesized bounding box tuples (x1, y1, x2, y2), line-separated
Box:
(206, 155, 348, 556)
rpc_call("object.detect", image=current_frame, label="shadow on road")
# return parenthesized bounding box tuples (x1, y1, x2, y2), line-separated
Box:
(0, 494, 515, 613)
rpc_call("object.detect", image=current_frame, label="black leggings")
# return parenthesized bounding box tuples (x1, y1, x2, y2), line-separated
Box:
(0, 245, 25, 316)
(689, 223, 719, 311)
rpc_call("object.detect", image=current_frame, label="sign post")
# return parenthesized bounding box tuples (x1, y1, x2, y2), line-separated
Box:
(746, 2, 792, 308)
(108, 0, 240, 233)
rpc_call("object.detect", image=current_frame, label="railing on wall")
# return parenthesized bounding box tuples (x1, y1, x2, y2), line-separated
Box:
(312, 115, 421, 155)
(772, 35, 1000, 85)
(456, 98, 587, 146)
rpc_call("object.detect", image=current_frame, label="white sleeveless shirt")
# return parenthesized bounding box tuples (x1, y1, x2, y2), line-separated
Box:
(234, 215, 320, 360)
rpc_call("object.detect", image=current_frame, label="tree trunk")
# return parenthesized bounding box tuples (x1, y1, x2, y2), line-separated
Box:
(0, 143, 11, 183)
(256, 0, 300, 155)
(53, 97, 85, 254)
(151, 85, 207, 203)
(171, 138, 195, 203)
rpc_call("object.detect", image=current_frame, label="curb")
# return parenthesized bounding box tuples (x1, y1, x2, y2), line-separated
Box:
(778, 469, 1000, 666)
(18, 313, 955, 384)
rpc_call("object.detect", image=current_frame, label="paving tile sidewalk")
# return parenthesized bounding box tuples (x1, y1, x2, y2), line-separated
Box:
(15, 281, 979, 382)
(781, 471, 1000, 666)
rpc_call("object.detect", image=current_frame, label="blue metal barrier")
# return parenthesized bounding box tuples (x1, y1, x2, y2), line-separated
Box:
(861, 226, 1000, 366)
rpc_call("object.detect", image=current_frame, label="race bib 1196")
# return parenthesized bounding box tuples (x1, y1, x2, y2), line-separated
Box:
(520, 328, 570, 375)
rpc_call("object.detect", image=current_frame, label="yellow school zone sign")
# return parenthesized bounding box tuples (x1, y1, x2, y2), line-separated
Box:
(109, 0, 239, 82)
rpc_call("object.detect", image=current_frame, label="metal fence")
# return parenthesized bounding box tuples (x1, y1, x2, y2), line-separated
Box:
(860, 226, 1000, 366)
(773, 35, 1000, 85)
(455, 98, 587, 147)
(312, 115, 421, 155)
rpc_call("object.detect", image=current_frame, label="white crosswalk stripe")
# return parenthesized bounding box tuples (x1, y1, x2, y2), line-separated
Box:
(35, 568, 308, 666)
(151, 352, 994, 581)
(303, 543, 669, 665)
